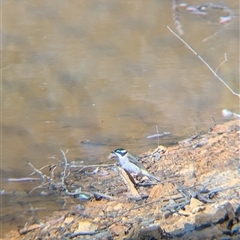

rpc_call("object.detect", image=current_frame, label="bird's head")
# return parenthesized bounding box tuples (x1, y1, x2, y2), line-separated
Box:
(108, 148, 128, 159)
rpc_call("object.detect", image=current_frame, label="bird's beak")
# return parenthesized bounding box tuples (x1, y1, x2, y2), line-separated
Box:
(108, 152, 116, 159)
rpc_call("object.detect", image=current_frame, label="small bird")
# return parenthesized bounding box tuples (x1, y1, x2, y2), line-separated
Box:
(109, 148, 161, 182)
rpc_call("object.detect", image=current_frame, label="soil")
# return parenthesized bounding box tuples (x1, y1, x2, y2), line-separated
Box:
(2, 119, 240, 240)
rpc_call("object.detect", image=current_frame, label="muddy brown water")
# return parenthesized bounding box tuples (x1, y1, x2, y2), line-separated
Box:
(1, 0, 239, 236)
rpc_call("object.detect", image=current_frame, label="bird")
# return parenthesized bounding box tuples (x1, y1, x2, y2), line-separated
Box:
(109, 148, 161, 182)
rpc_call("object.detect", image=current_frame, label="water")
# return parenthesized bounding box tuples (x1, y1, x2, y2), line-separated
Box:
(1, 0, 239, 235)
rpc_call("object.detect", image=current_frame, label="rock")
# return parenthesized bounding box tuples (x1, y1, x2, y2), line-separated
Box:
(185, 197, 205, 214)
(211, 202, 235, 224)
(113, 203, 123, 211)
(184, 225, 223, 239)
(194, 213, 212, 230)
(234, 205, 240, 220)
(63, 216, 74, 225)
(211, 207, 228, 224)
(192, 206, 205, 214)
(163, 210, 172, 219)
(232, 223, 240, 235)
(218, 236, 232, 240)
(178, 209, 191, 216)
(75, 220, 98, 233)
(190, 197, 204, 208)
(224, 202, 235, 220)
(109, 224, 128, 237)
(184, 223, 195, 232)
(138, 225, 165, 240)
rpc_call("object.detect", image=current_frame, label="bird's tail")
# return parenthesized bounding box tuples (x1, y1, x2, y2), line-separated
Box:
(149, 173, 161, 182)
(141, 169, 161, 182)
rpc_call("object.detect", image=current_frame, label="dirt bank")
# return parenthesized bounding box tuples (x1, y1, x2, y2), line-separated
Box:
(3, 119, 240, 239)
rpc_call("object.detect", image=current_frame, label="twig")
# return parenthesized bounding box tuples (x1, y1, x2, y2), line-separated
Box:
(205, 185, 240, 197)
(147, 131, 170, 139)
(29, 164, 53, 176)
(156, 126, 159, 146)
(50, 164, 57, 181)
(27, 162, 54, 193)
(7, 178, 41, 182)
(93, 192, 116, 201)
(60, 149, 69, 186)
(19, 223, 44, 235)
(161, 200, 190, 212)
(167, 26, 240, 98)
(69, 231, 100, 238)
(27, 162, 52, 183)
(215, 53, 228, 73)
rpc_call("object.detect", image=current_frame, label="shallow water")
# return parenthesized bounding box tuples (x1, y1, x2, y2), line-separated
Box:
(1, 0, 239, 235)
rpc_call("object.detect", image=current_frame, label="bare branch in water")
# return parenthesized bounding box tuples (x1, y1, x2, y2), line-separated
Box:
(60, 149, 69, 186)
(215, 53, 228, 73)
(27, 161, 54, 193)
(172, 0, 183, 35)
(7, 178, 41, 182)
(167, 26, 240, 98)
(26, 150, 111, 201)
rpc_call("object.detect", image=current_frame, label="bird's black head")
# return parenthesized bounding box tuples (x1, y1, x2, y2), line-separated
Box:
(113, 148, 128, 157)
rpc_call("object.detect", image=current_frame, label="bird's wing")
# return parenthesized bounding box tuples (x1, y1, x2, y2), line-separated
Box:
(127, 152, 161, 182)
(128, 153, 146, 169)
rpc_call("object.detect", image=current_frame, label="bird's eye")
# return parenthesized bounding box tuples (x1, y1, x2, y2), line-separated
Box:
(114, 148, 126, 155)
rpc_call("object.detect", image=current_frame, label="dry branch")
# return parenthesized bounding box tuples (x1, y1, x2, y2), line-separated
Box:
(167, 26, 240, 98)
(117, 166, 142, 200)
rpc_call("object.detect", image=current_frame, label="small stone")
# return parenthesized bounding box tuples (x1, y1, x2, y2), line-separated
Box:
(179, 209, 191, 216)
(179, 2, 188, 7)
(192, 206, 206, 214)
(223, 202, 235, 220)
(75, 204, 84, 210)
(185, 197, 205, 214)
(218, 236, 232, 240)
(105, 205, 113, 212)
(64, 217, 74, 225)
(184, 223, 194, 231)
(113, 203, 123, 211)
(186, 225, 223, 239)
(76, 220, 98, 233)
(163, 211, 172, 219)
(139, 225, 164, 239)
(190, 197, 204, 208)
(99, 210, 105, 216)
(110, 224, 128, 237)
(235, 205, 240, 220)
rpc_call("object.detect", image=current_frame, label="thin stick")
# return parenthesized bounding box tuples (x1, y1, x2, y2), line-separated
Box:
(60, 149, 68, 185)
(215, 53, 228, 73)
(167, 26, 240, 98)
(156, 125, 160, 146)
(7, 178, 41, 182)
